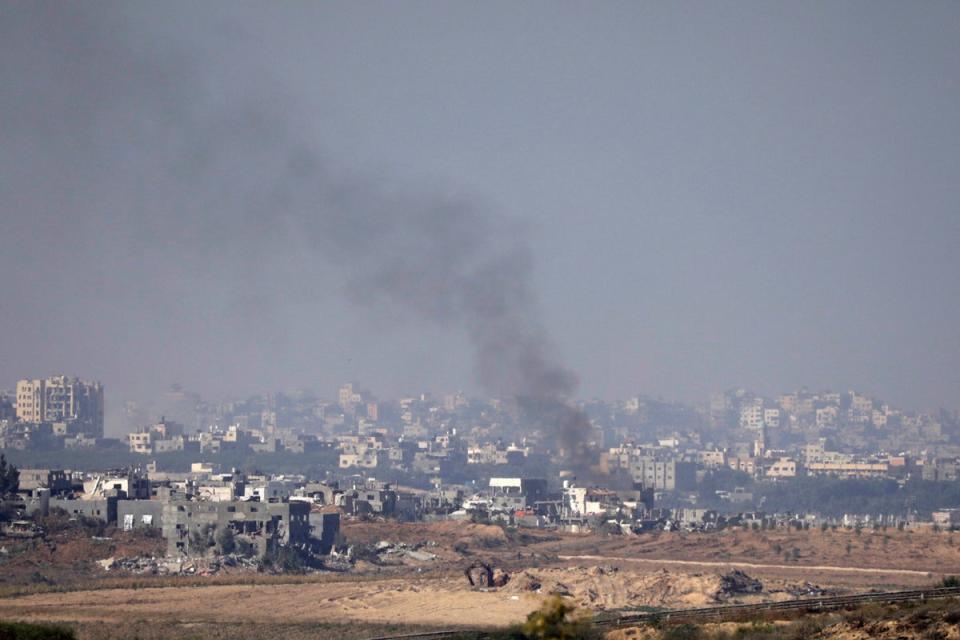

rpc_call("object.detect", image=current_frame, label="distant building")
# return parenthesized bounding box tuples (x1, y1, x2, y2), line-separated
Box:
(932, 509, 960, 528)
(16, 375, 104, 437)
(127, 419, 186, 454)
(764, 457, 797, 478)
(162, 499, 314, 557)
(805, 461, 889, 478)
(922, 458, 958, 482)
(17, 468, 72, 494)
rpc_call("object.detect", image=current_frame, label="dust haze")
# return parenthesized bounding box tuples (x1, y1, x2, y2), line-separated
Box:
(0, 3, 592, 459)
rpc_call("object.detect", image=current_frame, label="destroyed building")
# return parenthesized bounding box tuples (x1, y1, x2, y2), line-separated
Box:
(162, 499, 313, 557)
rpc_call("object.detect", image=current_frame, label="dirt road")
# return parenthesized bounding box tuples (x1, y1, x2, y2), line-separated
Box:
(559, 555, 935, 577)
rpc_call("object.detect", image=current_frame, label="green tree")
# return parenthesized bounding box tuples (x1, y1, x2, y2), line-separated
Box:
(216, 526, 236, 554)
(189, 524, 214, 555)
(521, 596, 594, 640)
(938, 575, 960, 588)
(0, 454, 19, 496)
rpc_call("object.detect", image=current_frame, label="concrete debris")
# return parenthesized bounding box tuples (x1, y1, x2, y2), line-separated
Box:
(97, 556, 165, 575)
(368, 540, 438, 563)
(718, 570, 763, 598)
(97, 554, 260, 576)
(464, 562, 510, 588)
(786, 582, 833, 598)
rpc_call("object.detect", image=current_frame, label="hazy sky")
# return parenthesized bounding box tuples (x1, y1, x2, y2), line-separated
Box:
(2, 2, 959, 415)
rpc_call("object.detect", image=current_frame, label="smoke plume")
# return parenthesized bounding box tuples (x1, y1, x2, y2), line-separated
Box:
(0, 3, 594, 464)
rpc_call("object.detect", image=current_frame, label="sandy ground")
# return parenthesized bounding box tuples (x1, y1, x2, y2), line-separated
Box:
(2, 522, 956, 636)
(0, 560, 884, 632)
(0, 577, 543, 628)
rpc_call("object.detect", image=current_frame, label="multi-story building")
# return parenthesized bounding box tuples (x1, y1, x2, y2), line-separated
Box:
(128, 419, 187, 454)
(630, 457, 696, 491)
(338, 383, 364, 409)
(805, 461, 889, 478)
(764, 457, 798, 478)
(697, 450, 726, 468)
(739, 400, 765, 431)
(763, 408, 782, 428)
(16, 376, 104, 437)
(922, 458, 958, 482)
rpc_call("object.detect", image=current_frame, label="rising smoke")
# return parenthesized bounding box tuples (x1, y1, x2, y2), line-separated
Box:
(0, 3, 594, 465)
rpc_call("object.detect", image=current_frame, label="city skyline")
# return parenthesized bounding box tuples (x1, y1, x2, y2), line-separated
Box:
(2, 3, 959, 413)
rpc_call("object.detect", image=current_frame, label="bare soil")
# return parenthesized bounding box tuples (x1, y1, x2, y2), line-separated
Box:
(1, 521, 956, 639)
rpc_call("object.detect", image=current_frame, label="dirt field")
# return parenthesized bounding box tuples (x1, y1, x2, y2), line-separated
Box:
(527, 526, 960, 589)
(0, 576, 542, 628)
(1, 521, 957, 639)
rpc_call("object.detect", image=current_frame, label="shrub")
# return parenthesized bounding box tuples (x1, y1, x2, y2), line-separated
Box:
(0, 621, 75, 640)
(216, 526, 236, 554)
(943, 609, 960, 624)
(661, 623, 703, 640)
(188, 524, 215, 555)
(0, 454, 20, 497)
(236, 537, 256, 558)
(520, 595, 595, 640)
(260, 545, 312, 573)
(786, 617, 825, 639)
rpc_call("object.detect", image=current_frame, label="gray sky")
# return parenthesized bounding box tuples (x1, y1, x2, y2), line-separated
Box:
(2, 1, 959, 417)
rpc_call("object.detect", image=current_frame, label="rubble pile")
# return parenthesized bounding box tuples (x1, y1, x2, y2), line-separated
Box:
(500, 566, 770, 610)
(717, 569, 763, 599)
(366, 540, 439, 564)
(97, 556, 166, 575)
(464, 561, 510, 588)
(97, 554, 260, 576)
(785, 582, 833, 598)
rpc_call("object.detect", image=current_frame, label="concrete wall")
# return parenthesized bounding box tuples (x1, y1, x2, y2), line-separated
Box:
(117, 500, 164, 530)
(42, 497, 117, 524)
(309, 512, 340, 554)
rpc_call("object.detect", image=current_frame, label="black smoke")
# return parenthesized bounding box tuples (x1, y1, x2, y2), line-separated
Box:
(0, 3, 595, 464)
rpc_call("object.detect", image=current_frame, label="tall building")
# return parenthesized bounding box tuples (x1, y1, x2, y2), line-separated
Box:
(15, 375, 104, 437)
(338, 382, 364, 409)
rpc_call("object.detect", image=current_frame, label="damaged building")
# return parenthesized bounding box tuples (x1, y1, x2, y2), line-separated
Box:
(162, 500, 313, 557)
